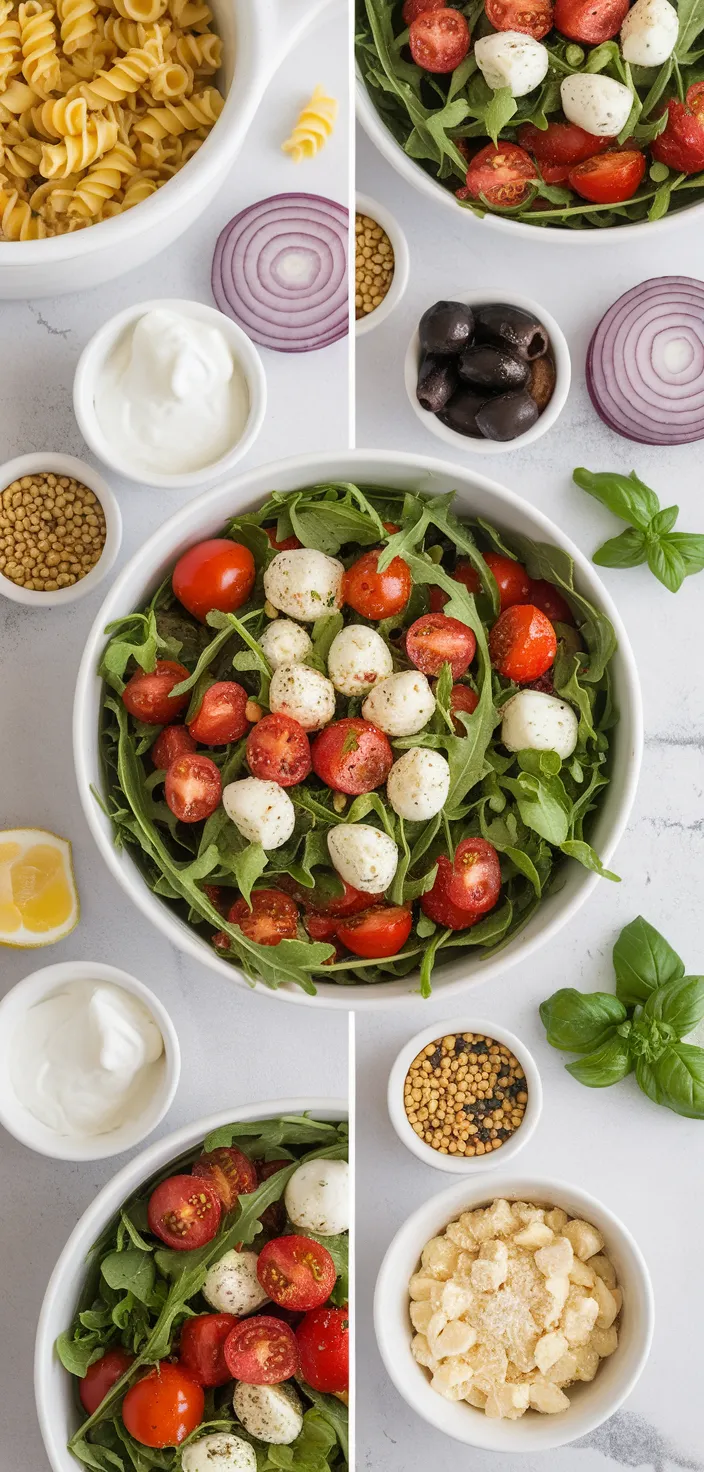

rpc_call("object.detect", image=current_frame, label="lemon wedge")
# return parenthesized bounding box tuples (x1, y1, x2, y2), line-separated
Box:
(0, 828, 78, 947)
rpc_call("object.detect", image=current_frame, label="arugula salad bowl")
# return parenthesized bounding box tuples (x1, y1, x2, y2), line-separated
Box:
(73, 449, 642, 1008)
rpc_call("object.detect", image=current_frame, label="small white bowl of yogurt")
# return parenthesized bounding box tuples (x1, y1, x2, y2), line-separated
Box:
(0, 960, 180, 1160)
(73, 298, 267, 490)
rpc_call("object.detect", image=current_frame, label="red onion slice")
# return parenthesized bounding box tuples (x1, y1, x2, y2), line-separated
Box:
(212, 193, 349, 354)
(587, 277, 704, 445)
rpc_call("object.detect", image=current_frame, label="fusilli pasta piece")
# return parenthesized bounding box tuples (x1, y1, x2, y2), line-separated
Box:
(0, 77, 37, 113)
(40, 112, 117, 173)
(120, 162, 154, 204)
(0, 1, 22, 93)
(79, 34, 159, 103)
(0, 179, 45, 234)
(282, 84, 337, 162)
(31, 91, 87, 133)
(57, 0, 97, 54)
(168, 0, 209, 29)
(2, 132, 41, 174)
(67, 135, 133, 212)
(173, 28, 219, 72)
(19, 1, 61, 98)
(148, 58, 189, 98)
(132, 81, 219, 141)
(113, 0, 167, 23)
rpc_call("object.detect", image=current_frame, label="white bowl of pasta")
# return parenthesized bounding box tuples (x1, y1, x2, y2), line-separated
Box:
(0, 0, 334, 298)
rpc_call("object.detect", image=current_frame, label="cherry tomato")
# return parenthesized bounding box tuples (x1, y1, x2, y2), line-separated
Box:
(336, 905, 413, 959)
(265, 526, 301, 553)
(489, 604, 557, 683)
(147, 1175, 221, 1250)
(179, 1314, 238, 1388)
(296, 1306, 348, 1394)
(485, 0, 553, 37)
(151, 725, 196, 770)
(568, 149, 645, 203)
(187, 682, 249, 745)
(687, 80, 704, 119)
(553, 0, 627, 39)
(228, 889, 299, 946)
(421, 860, 482, 931)
(246, 713, 312, 787)
(203, 883, 229, 915)
(257, 1235, 336, 1312)
(192, 1145, 258, 1210)
(409, 7, 470, 70)
(405, 612, 476, 680)
(224, 1316, 299, 1385)
(464, 143, 535, 208)
(165, 753, 222, 823)
(402, 0, 444, 21)
(304, 913, 340, 942)
(484, 552, 533, 611)
(343, 549, 411, 619)
(448, 682, 479, 732)
(257, 1158, 290, 1235)
(444, 836, 502, 915)
(383, 521, 401, 533)
(652, 99, 704, 174)
(122, 1363, 204, 1449)
(172, 539, 255, 622)
(518, 120, 612, 167)
(79, 1349, 134, 1415)
(311, 717, 393, 795)
(307, 877, 380, 917)
(528, 578, 574, 624)
(122, 661, 190, 725)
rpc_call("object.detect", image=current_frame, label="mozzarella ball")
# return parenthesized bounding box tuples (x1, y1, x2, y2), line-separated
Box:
(203, 1249, 269, 1316)
(327, 822, 398, 894)
(182, 1435, 256, 1472)
(474, 32, 549, 97)
(222, 777, 295, 850)
(327, 624, 393, 698)
(269, 663, 336, 732)
(233, 1382, 303, 1446)
(263, 549, 344, 622)
(560, 73, 633, 136)
(621, 0, 678, 65)
(258, 618, 312, 671)
(362, 671, 435, 737)
(501, 690, 579, 760)
(285, 1158, 350, 1235)
(387, 748, 450, 822)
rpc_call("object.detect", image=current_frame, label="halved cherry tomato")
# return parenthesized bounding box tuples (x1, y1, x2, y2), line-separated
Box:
(421, 860, 481, 931)
(383, 520, 401, 533)
(147, 1175, 221, 1251)
(257, 1158, 290, 1235)
(464, 143, 535, 208)
(553, 0, 628, 40)
(343, 549, 411, 619)
(179, 1314, 238, 1388)
(192, 1144, 258, 1210)
(257, 1235, 336, 1312)
(568, 149, 645, 204)
(296, 1306, 348, 1394)
(336, 905, 412, 959)
(445, 836, 501, 915)
(687, 80, 704, 118)
(311, 717, 393, 795)
(409, 7, 470, 70)
(307, 877, 380, 917)
(652, 99, 704, 174)
(304, 913, 340, 942)
(402, 0, 444, 21)
(448, 683, 479, 732)
(489, 604, 557, 683)
(224, 1316, 299, 1385)
(228, 889, 299, 946)
(151, 724, 196, 770)
(80, 1349, 134, 1415)
(165, 753, 222, 823)
(406, 612, 476, 680)
(122, 1363, 204, 1449)
(518, 120, 612, 168)
(485, 0, 553, 38)
(265, 526, 301, 553)
(122, 661, 190, 725)
(172, 539, 255, 622)
(246, 713, 312, 787)
(528, 578, 574, 624)
(203, 883, 229, 915)
(187, 682, 249, 745)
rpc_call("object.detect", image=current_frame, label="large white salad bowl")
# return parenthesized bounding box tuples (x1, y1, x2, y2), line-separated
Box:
(73, 449, 643, 1009)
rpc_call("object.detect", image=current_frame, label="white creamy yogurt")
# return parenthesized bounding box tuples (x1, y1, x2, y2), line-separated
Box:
(94, 308, 249, 476)
(10, 979, 164, 1138)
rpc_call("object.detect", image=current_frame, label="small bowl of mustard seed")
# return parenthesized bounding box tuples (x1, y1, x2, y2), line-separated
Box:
(388, 1017, 542, 1174)
(356, 194, 409, 338)
(0, 452, 121, 608)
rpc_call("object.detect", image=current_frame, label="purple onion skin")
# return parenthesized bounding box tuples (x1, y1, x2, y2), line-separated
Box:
(417, 353, 458, 413)
(587, 277, 704, 445)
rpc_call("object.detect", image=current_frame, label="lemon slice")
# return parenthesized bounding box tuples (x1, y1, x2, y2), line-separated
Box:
(0, 828, 79, 947)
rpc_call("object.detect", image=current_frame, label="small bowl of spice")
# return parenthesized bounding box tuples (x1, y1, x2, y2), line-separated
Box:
(388, 1017, 542, 1174)
(0, 452, 121, 608)
(356, 194, 409, 337)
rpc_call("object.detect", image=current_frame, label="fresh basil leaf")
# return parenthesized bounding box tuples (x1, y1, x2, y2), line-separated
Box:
(573, 467, 660, 529)
(566, 1032, 633, 1087)
(646, 538, 687, 592)
(637, 1043, 704, 1118)
(540, 988, 628, 1053)
(592, 527, 649, 568)
(644, 975, 704, 1036)
(650, 504, 679, 536)
(663, 531, 704, 575)
(613, 915, 685, 1006)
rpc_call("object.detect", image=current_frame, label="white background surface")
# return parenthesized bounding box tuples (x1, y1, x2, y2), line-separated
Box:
(0, 11, 349, 1471)
(355, 126, 704, 1472)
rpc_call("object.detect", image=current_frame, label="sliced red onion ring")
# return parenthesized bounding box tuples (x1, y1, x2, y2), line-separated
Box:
(587, 277, 704, 445)
(212, 193, 349, 354)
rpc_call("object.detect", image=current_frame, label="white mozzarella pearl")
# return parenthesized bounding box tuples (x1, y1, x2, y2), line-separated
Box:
(474, 32, 549, 97)
(327, 624, 393, 697)
(182, 1434, 257, 1472)
(560, 73, 633, 136)
(284, 1158, 350, 1235)
(327, 822, 398, 894)
(621, 0, 678, 65)
(263, 550, 344, 622)
(203, 1249, 269, 1316)
(387, 747, 450, 821)
(269, 663, 336, 732)
(222, 777, 295, 849)
(233, 1382, 303, 1446)
(258, 618, 312, 671)
(501, 690, 579, 759)
(361, 671, 435, 737)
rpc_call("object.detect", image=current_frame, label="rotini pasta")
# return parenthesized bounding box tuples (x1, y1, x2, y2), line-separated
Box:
(147, 57, 188, 98)
(0, 177, 45, 232)
(31, 91, 87, 133)
(172, 28, 218, 72)
(57, 0, 96, 54)
(40, 112, 116, 173)
(67, 135, 133, 212)
(282, 84, 337, 163)
(19, 1, 60, 97)
(0, 0, 22, 92)
(80, 35, 160, 104)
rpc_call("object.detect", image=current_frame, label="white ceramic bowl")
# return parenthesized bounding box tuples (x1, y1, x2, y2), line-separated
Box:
(74, 298, 267, 490)
(374, 1174, 654, 1451)
(404, 292, 570, 456)
(72, 449, 642, 1009)
(0, 960, 180, 1160)
(355, 193, 410, 337)
(388, 1017, 541, 1173)
(34, 1098, 347, 1472)
(0, 452, 121, 607)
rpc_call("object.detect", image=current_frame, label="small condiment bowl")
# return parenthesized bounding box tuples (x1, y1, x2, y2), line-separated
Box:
(73, 296, 267, 490)
(0, 960, 180, 1160)
(404, 290, 571, 454)
(388, 1016, 542, 1174)
(0, 452, 121, 608)
(356, 193, 410, 337)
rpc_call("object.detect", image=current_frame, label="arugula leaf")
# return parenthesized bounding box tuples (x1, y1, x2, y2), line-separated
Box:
(101, 1250, 155, 1305)
(483, 86, 517, 145)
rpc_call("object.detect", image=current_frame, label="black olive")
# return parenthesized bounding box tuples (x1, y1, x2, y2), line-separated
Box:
(528, 354, 556, 411)
(419, 300, 474, 356)
(438, 386, 486, 438)
(416, 353, 458, 414)
(476, 390, 539, 442)
(458, 344, 529, 394)
(474, 303, 549, 362)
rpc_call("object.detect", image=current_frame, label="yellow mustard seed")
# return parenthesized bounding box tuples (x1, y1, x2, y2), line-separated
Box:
(355, 211, 395, 320)
(403, 1031, 528, 1157)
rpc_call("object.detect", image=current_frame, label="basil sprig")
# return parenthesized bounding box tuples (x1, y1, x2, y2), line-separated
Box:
(573, 467, 704, 593)
(540, 916, 704, 1118)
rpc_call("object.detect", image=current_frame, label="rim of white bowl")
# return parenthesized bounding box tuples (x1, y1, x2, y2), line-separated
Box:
(0, 453, 121, 607)
(355, 193, 410, 337)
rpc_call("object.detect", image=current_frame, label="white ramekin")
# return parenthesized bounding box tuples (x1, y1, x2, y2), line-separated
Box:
(404, 292, 570, 455)
(74, 298, 267, 490)
(0, 452, 121, 607)
(355, 193, 410, 337)
(374, 1174, 654, 1451)
(388, 1017, 542, 1173)
(0, 960, 180, 1160)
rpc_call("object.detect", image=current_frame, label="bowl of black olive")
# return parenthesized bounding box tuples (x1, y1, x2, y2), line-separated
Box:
(404, 293, 570, 454)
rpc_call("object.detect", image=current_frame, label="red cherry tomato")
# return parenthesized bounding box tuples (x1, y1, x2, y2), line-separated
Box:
(343, 549, 411, 619)
(568, 149, 645, 203)
(296, 1306, 348, 1394)
(652, 99, 704, 174)
(311, 717, 393, 795)
(151, 724, 196, 770)
(307, 878, 380, 917)
(165, 753, 222, 823)
(485, 0, 553, 37)
(336, 905, 413, 959)
(179, 1314, 238, 1388)
(203, 883, 230, 915)
(528, 578, 574, 624)
(687, 80, 704, 118)
(448, 683, 479, 732)
(257, 1235, 336, 1312)
(489, 604, 557, 683)
(79, 1349, 134, 1415)
(518, 120, 612, 167)
(246, 713, 312, 787)
(172, 539, 255, 622)
(265, 526, 301, 553)
(304, 913, 340, 942)
(122, 1363, 204, 1449)
(402, 0, 444, 21)
(421, 859, 482, 931)
(483, 552, 533, 611)
(383, 521, 401, 533)
(228, 889, 299, 947)
(147, 1175, 221, 1250)
(224, 1316, 299, 1385)
(192, 1145, 258, 1210)
(554, 0, 627, 38)
(122, 661, 190, 725)
(409, 7, 470, 70)
(464, 143, 535, 208)
(187, 682, 249, 745)
(405, 612, 476, 680)
(444, 836, 501, 915)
